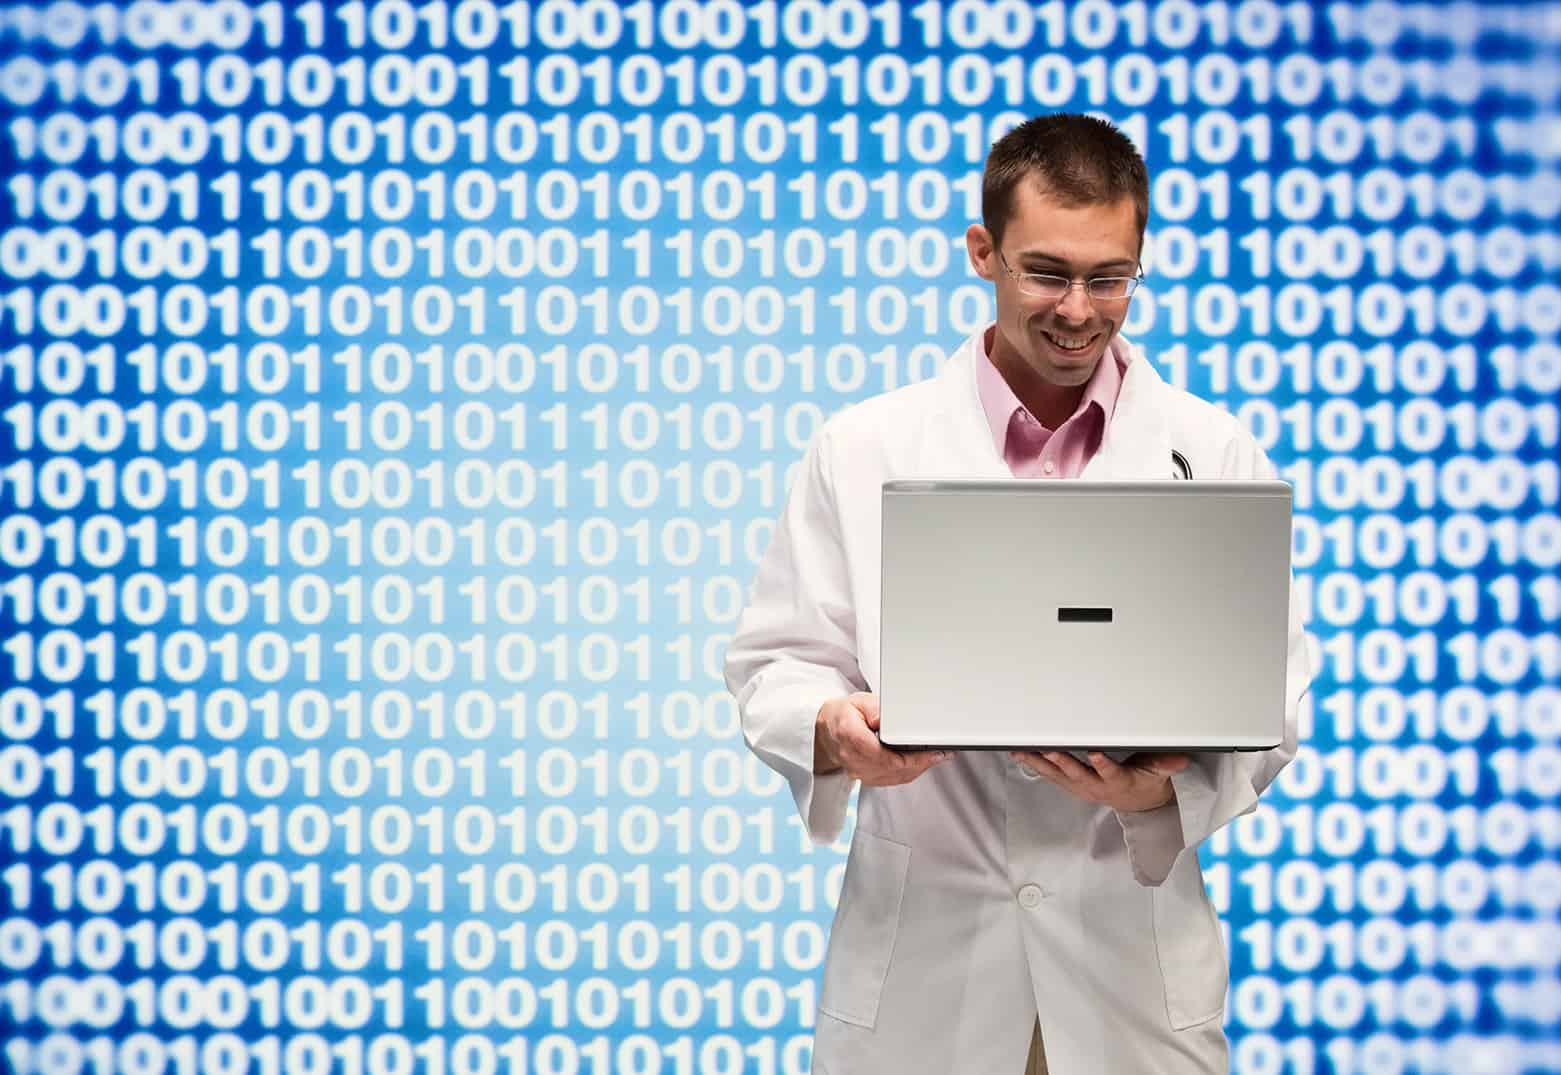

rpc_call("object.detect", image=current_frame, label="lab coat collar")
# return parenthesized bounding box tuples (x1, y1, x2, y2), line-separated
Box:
(935, 326, 1174, 482)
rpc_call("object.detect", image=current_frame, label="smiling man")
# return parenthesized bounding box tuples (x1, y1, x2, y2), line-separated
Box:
(725, 114, 1310, 1074)
(973, 141, 1144, 433)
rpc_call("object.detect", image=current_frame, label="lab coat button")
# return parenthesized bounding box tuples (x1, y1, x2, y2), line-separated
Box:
(1017, 884, 1043, 909)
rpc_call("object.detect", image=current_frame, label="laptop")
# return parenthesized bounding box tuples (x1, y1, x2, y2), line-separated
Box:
(877, 479, 1293, 752)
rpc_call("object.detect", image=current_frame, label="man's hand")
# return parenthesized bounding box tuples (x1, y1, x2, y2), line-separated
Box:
(815, 692, 952, 785)
(1008, 750, 1190, 813)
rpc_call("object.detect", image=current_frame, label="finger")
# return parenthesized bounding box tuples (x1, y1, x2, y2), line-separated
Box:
(1088, 752, 1163, 794)
(1087, 751, 1129, 784)
(1044, 751, 1102, 785)
(1010, 751, 1061, 779)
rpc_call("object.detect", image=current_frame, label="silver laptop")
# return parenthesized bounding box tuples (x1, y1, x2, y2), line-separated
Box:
(877, 479, 1293, 752)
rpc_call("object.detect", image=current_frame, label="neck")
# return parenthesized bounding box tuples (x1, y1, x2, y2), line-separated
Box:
(985, 326, 1091, 431)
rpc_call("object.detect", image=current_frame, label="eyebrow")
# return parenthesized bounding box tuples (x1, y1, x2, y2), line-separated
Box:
(1017, 252, 1138, 274)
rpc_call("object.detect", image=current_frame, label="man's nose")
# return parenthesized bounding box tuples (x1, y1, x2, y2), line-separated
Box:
(1054, 283, 1094, 323)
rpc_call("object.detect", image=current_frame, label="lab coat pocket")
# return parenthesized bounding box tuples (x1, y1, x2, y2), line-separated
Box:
(817, 830, 911, 1029)
(1151, 854, 1228, 1030)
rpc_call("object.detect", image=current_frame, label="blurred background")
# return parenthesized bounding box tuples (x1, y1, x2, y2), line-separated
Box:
(0, 1, 1557, 1072)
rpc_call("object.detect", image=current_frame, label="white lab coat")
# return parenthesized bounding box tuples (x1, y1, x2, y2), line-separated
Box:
(724, 328, 1312, 1075)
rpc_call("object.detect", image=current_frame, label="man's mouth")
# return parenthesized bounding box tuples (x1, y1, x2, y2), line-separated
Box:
(1043, 330, 1097, 354)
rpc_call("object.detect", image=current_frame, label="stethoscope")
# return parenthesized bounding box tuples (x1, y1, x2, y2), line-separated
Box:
(1171, 449, 1192, 480)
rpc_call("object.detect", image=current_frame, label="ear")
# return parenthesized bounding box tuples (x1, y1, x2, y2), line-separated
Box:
(966, 224, 996, 281)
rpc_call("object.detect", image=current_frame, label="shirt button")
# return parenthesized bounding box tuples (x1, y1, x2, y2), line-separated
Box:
(1043, 460, 1056, 474)
(1017, 884, 1043, 909)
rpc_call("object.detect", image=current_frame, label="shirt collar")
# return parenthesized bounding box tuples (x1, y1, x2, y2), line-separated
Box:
(974, 327, 1127, 456)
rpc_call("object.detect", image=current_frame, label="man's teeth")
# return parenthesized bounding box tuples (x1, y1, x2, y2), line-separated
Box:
(1045, 332, 1092, 351)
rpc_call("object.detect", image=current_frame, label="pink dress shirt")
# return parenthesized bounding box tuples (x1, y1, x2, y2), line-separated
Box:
(975, 331, 1127, 476)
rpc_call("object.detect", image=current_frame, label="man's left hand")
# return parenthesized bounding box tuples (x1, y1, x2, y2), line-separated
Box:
(1008, 750, 1190, 813)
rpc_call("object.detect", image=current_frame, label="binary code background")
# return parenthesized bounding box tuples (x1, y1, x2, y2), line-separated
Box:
(0, 2, 1557, 1073)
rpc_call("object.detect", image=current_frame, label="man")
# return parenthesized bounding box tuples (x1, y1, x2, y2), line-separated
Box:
(724, 114, 1311, 1074)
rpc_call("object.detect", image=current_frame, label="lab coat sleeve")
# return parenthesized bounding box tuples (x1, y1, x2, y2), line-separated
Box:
(1116, 439, 1313, 886)
(723, 427, 865, 846)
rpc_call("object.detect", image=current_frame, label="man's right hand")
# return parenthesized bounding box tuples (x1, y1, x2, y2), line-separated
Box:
(813, 692, 952, 785)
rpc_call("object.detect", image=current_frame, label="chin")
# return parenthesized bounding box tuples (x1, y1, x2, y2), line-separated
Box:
(1025, 355, 1094, 387)
(1053, 362, 1098, 386)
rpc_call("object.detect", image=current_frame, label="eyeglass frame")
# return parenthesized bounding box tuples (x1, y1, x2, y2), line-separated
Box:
(996, 250, 1143, 302)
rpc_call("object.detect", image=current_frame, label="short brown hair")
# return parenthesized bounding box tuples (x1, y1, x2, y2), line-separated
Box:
(982, 114, 1149, 244)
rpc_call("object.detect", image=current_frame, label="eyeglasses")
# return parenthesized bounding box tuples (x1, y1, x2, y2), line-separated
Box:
(997, 252, 1142, 301)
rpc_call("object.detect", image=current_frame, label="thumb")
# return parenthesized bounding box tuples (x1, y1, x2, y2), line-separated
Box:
(852, 692, 881, 730)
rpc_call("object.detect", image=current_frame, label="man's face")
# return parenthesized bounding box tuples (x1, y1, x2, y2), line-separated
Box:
(967, 180, 1141, 388)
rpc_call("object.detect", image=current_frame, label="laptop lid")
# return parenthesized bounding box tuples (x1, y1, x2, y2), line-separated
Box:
(877, 479, 1293, 752)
